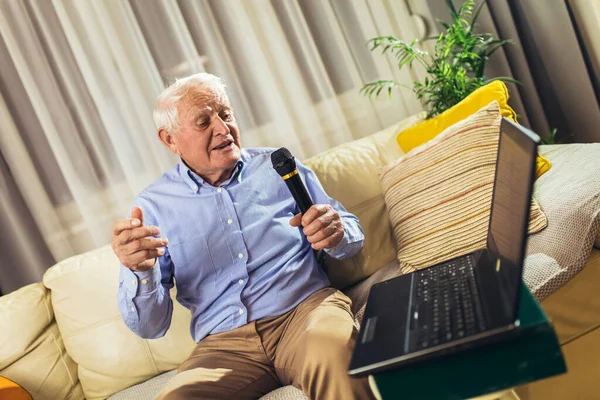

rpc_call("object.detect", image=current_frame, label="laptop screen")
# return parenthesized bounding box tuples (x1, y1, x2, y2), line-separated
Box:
(484, 119, 539, 322)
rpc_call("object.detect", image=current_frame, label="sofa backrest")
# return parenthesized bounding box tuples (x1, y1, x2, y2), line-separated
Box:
(304, 113, 424, 288)
(42, 246, 196, 400)
(0, 282, 83, 399)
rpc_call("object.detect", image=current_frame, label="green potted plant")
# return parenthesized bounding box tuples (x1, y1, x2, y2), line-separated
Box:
(362, 0, 519, 119)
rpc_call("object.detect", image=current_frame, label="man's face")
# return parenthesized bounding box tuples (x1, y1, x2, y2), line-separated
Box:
(160, 86, 242, 186)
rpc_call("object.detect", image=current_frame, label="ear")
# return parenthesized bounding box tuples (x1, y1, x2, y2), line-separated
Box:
(158, 128, 181, 155)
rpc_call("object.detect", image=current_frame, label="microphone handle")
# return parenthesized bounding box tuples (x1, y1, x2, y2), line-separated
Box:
(283, 172, 313, 214)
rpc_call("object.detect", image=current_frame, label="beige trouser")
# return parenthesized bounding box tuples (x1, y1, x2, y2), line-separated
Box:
(155, 287, 374, 400)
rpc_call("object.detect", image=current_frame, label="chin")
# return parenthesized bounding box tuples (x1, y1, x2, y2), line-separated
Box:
(224, 147, 241, 167)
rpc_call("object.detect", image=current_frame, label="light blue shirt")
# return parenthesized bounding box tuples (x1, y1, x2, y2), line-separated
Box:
(117, 148, 364, 342)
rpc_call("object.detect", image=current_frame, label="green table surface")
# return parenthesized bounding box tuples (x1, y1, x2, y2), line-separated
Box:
(371, 283, 567, 400)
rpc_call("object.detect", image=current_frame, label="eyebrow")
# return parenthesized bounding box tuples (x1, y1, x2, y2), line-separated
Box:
(190, 107, 211, 121)
(188, 103, 231, 122)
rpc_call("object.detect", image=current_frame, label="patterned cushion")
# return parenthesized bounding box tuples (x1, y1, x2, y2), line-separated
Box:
(380, 101, 547, 274)
(259, 386, 308, 400)
(524, 143, 600, 300)
(109, 373, 309, 400)
(107, 370, 176, 400)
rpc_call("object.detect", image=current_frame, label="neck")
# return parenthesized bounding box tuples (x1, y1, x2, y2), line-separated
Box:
(204, 167, 235, 187)
(182, 159, 235, 187)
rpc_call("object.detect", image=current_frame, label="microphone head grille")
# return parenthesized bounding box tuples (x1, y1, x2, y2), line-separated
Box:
(271, 147, 297, 176)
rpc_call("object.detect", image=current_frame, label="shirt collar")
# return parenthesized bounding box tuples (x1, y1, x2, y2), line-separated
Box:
(178, 158, 245, 193)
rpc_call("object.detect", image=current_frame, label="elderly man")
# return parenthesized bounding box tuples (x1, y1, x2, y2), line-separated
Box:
(112, 73, 373, 400)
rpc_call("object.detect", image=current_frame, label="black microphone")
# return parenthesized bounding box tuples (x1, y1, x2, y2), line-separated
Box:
(271, 147, 313, 214)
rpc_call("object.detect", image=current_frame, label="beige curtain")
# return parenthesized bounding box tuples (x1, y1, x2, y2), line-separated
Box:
(0, 0, 429, 294)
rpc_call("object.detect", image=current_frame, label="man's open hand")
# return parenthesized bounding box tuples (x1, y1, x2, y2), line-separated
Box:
(289, 204, 344, 251)
(111, 206, 168, 272)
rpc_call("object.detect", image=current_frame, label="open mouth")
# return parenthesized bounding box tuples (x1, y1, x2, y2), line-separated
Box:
(212, 140, 234, 151)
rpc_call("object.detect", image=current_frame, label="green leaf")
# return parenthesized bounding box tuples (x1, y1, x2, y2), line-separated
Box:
(471, 1, 486, 26)
(437, 19, 451, 30)
(446, 0, 458, 17)
(485, 39, 513, 57)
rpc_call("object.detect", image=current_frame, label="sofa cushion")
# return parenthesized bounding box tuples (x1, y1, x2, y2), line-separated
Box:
(395, 80, 551, 179)
(523, 143, 600, 300)
(304, 113, 424, 289)
(380, 101, 547, 274)
(0, 283, 83, 400)
(42, 245, 196, 400)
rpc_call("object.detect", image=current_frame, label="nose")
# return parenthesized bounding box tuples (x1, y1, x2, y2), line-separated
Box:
(212, 115, 230, 136)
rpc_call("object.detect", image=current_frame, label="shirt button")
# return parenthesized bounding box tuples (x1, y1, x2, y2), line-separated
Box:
(238, 253, 243, 259)
(130, 306, 135, 312)
(227, 219, 233, 225)
(239, 308, 244, 315)
(238, 279, 244, 285)
(217, 188, 222, 193)
(192, 186, 197, 191)
(131, 280, 136, 285)
(141, 279, 148, 285)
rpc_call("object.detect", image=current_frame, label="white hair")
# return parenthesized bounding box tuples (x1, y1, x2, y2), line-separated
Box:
(153, 73, 228, 133)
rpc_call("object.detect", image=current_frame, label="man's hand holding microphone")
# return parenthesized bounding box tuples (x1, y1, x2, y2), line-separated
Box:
(111, 206, 168, 272)
(272, 147, 344, 251)
(289, 204, 344, 250)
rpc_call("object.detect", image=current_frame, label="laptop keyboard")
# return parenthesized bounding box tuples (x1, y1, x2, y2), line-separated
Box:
(409, 257, 486, 351)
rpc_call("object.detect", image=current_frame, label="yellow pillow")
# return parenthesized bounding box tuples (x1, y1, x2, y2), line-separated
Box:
(396, 80, 551, 178)
(0, 377, 32, 400)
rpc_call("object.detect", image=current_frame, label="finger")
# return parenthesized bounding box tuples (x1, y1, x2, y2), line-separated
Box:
(289, 213, 302, 227)
(123, 237, 168, 256)
(117, 226, 161, 245)
(303, 208, 337, 236)
(306, 220, 340, 244)
(124, 248, 165, 269)
(130, 258, 157, 272)
(311, 229, 344, 251)
(301, 204, 329, 227)
(112, 218, 142, 236)
(130, 206, 144, 226)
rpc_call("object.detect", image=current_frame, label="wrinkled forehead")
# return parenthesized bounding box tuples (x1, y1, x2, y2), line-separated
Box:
(178, 85, 231, 119)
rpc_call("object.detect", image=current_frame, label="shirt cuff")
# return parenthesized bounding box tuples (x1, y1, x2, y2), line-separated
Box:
(121, 260, 160, 296)
(325, 224, 361, 259)
(133, 261, 161, 295)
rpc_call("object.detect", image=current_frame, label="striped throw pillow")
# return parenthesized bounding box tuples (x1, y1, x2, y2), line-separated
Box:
(380, 101, 547, 274)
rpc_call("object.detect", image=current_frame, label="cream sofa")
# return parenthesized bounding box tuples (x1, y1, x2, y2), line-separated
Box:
(1, 115, 599, 400)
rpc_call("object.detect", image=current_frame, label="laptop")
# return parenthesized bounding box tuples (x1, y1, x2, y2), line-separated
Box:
(348, 117, 541, 376)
